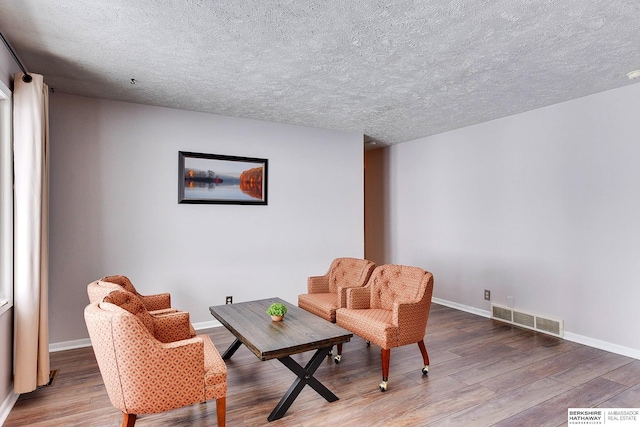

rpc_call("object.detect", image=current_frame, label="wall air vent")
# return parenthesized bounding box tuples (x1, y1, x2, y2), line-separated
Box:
(492, 305, 512, 322)
(490, 303, 563, 338)
(513, 311, 535, 328)
(536, 317, 562, 336)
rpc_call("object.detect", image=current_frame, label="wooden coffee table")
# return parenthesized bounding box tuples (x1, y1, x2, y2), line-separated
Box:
(209, 297, 352, 422)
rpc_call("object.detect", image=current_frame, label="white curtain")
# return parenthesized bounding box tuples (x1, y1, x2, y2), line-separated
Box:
(13, 73, 50, 394)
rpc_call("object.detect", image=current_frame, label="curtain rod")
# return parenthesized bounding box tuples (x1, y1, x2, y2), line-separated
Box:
(0, 31, 32, 83)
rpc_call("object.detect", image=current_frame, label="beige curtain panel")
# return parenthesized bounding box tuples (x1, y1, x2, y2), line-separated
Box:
(13, 73, 50, 394)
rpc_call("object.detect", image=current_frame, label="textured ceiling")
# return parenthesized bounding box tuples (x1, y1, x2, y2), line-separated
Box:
(1, 1, 639, 146)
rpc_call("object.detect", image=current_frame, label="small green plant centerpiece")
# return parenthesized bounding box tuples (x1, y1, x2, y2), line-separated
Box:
(266, 302, 288, 321)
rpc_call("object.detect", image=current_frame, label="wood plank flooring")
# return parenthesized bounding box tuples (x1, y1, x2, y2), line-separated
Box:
(5, 304, 640, 426)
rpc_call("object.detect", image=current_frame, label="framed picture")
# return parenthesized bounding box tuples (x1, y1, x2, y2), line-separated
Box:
(178, 151, 268, 205)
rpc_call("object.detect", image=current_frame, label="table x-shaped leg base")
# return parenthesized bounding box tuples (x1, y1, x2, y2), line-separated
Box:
(221, 338, 242, 360)
(268, 346, 337, 422)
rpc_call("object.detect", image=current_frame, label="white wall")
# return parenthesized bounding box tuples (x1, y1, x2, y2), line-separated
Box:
(386, 82, 640, 356)
(49, 93, 364, 344)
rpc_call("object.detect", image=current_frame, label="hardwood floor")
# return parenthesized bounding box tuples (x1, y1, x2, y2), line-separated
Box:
(5, 303, 640, 426)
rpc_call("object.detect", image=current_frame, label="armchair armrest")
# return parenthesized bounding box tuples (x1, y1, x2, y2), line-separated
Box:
(393, 299, 430, 343)
(149, 307, 179, 316)
(115, 336, 207, 412)
(337, 283, 367, 307)
(307, 275, 329, 294)
(139, 292, 171, 311)
(152, 311, 193, 342)
(162, 336, 204, 352)
(346, 286, 371, 309)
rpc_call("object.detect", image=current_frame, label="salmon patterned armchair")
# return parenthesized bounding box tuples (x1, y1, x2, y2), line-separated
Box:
(100, 275, 172, 312)
(88, 278, 197, 338)
(84, 289, 227, 427)
(298, 257, 375, 360)
(298, 258, 375, 322)
(336, 264, 434, 391)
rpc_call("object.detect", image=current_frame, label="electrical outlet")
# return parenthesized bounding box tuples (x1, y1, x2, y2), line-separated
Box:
(225, 296, 233, 304)
(484, 289, 491, 301)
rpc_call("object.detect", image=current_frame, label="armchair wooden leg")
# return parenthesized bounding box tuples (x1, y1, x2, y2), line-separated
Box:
(122, 413, 136, 427)
(334, 343, 343, 363)
(418, 339, 430, 375)
(216, 396, 226, 427)
(379, 348, 391, 391)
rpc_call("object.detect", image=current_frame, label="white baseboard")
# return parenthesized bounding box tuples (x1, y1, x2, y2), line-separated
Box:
(433, 297, 640, 361)
(48, 320, 223, 353)
(193, 319, 222, 330)
(49, 338, 91, 352)
(564, 332, 640, 360)
(0, 385, 18, 426)
(432, 297, 491, 318)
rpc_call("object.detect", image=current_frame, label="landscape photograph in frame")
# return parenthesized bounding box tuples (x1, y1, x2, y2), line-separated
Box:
(178, 151, 268, 205)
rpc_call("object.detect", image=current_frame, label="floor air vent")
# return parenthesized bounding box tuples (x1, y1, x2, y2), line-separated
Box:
(491, 304, 563, 337)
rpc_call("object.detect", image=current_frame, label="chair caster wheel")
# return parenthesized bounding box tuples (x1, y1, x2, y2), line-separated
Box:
(422, 365, 429, 375)
(328, 350, 333, 357)
(334, 355, 341, 364)
(366, 341, 370, 347)
(379, 381, 387, 392)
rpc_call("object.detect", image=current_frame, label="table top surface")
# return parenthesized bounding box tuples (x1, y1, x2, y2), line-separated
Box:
(209, 297, 353, 360)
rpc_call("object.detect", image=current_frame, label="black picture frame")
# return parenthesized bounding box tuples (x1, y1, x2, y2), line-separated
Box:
(178, 151, 268, 205)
